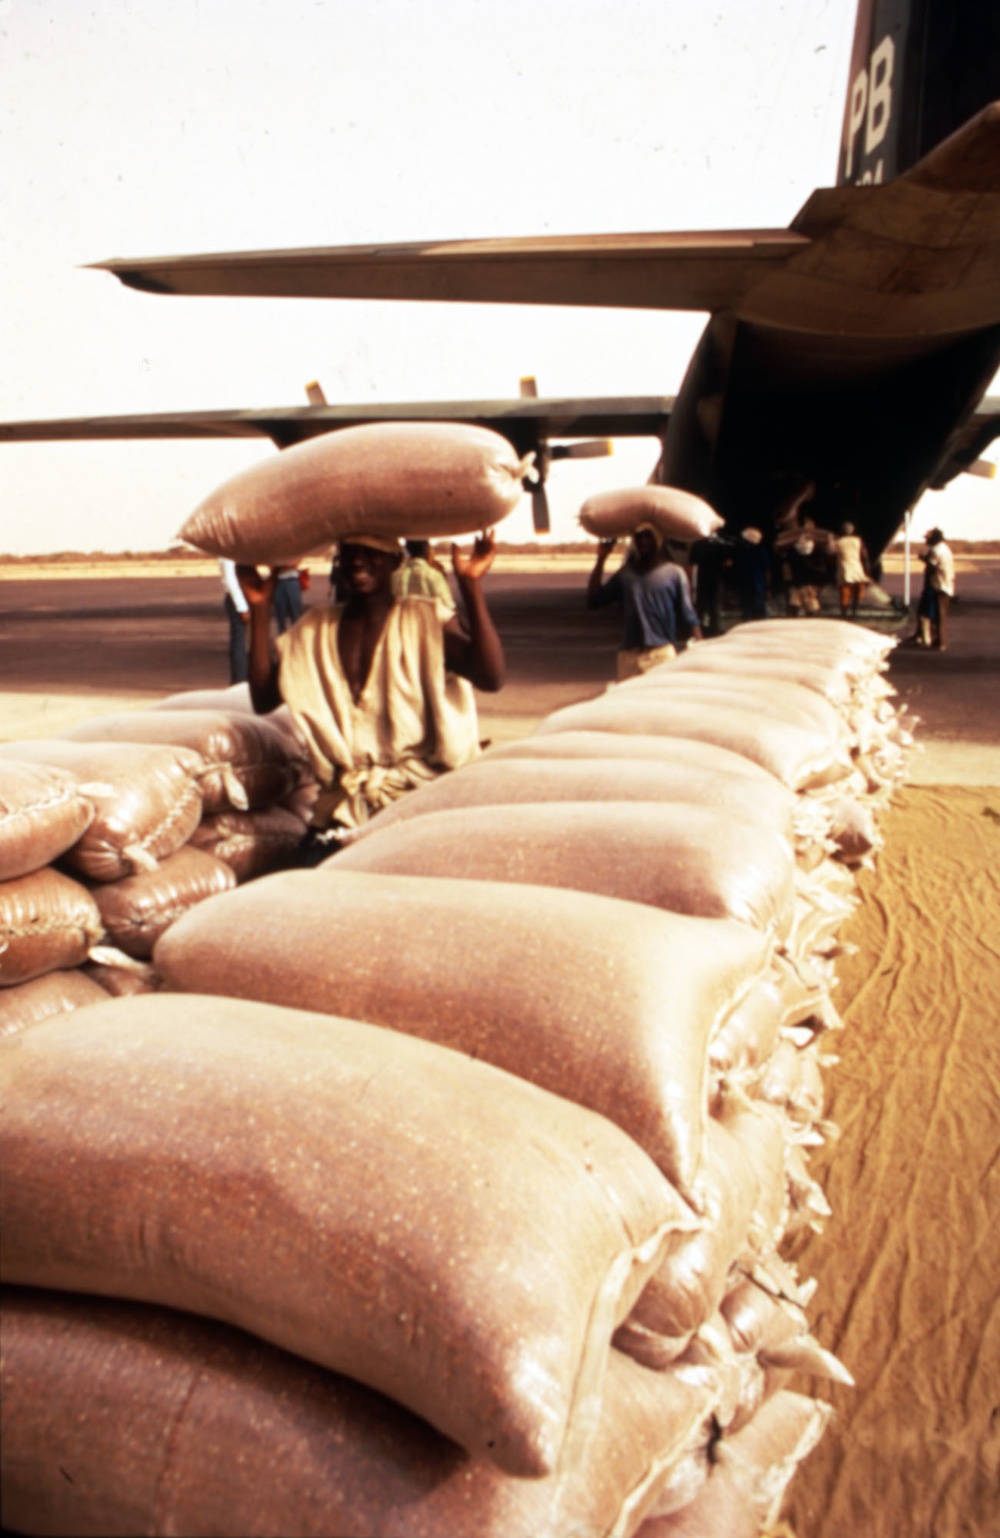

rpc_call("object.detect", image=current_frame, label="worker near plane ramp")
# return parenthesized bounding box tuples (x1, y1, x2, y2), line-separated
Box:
(237, 531, 504, 853)
(587, 522, 702, 681)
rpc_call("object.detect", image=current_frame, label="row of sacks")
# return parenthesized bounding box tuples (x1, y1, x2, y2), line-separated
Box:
(0, 693, 315, 1023)
(0, 616, 907, 1534)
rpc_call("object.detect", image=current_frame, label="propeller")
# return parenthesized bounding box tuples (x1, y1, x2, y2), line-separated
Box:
(518, 377, 613, 533)
(302, 374, 613, 535)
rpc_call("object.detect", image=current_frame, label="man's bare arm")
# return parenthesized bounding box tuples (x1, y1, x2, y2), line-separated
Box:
(236, 565, 283, 713)
(444, 532, 505, 692)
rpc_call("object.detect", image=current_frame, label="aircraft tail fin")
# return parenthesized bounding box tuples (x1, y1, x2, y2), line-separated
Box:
(838, 0, 1000, 186)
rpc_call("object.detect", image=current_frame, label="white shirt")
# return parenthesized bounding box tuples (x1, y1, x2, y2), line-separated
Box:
(927, 542, 955, 597)
(219, 559, 249, 615)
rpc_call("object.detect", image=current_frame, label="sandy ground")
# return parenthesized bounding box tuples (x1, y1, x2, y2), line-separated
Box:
(2, 551, 999, 1536)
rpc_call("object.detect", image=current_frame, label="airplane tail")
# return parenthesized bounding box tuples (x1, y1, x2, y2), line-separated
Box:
(838, 0, 1000, 185)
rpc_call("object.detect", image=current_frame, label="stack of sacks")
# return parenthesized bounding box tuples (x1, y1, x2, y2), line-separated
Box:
(41, 705, 309, 981)
(0, 701, 308, 1017)
(1, 992, 713, 1538)
(0, 759, 106, 1031)
(0, 737, 232, 1026)
(0, 615, 910, 1535)
(147, 685, 318, 877)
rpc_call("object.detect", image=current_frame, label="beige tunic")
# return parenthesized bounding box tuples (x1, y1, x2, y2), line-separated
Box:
(277, 596, 479, 829)
(836, 535, 867, 586)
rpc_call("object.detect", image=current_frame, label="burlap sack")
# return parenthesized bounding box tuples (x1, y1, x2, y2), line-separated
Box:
(708, 958, 834, 1109)
(733, 616, 893, 661)
(83, 958, 160, 997)
(0, 738, 205, 882)
(628, 1105, 789, 1342)
(328, 802, 797, 937)
(618, 670, 851, 749)
(179, 422, 528, 563)
(636, 1464, 759, 1537)
(155, 868, 772, 1200)
(484, 729, 781, 787)
(0, 868, 103, 988)
(189, 805, 307, 883)
(0, 993, 693, 1477)
(63, 709, 306, 815)
(0, 969, 107, 1039)
(89, 848, 237, 959)
(348, 752, 798, 846)
(533, 695, 853, 792)
(720, 1274, 850, 1390)
(0, 761, 94, 881)
(0, 1290, 715, 1538)
(579, 486, 722, 543)
(697, 630, 889, 686)
(663, 644, 858, 709)
(151, 685, 303, 744)
(641, 1391, 832, 1534)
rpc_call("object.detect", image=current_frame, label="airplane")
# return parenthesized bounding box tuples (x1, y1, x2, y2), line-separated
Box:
(3, 0, 1000, 557)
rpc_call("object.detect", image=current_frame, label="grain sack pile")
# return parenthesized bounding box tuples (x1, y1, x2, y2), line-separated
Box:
(0, 710, 310, 1016)
(0, 617, 910, 1536)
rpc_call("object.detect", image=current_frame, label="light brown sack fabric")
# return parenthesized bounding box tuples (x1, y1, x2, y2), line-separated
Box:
(0, 761, 94, 881)
(0, 969, 107, 1038)
(152, 684, 303, 742)
(155, 868, 771, 1201)
(636, 1464, 759, 1537)
(660, 645, 857, 709)
(189, 805, 307, 882)
(0, 738, 205, 882)
(533, 695, 852, 792)
(349, 752, 797, 845)
(62, 709, 305, 815)
(89, 848, 237, 960)
(579, 486, 722, 543)
(729, 616, 893, 661)
(708, 958, 833, 1109)
(619, 669, 850, 748)
(329, 802, 796, 938)
(629, 1105, 789, 1342)
(484, 729, 782, 786)
(0, 868, 103, 988)
(0, 993, 692, 1477)
(83, 958, 160, 997)
(641, 1391, 832, 1535)
(179, 422, 527, 563)
(0, 1290, 714, 1538)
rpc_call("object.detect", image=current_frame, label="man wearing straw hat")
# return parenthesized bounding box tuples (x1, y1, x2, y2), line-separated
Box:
(238, 532, 503, 847)
(587, 522, 702, 681)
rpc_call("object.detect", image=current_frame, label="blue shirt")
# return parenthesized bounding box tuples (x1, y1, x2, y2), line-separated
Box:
(590, 560, 699, 649)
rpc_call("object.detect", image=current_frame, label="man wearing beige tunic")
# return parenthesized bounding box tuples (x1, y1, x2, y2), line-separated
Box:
(238, 533, 503, 842)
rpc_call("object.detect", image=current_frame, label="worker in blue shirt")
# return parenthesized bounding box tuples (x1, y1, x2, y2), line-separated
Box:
(587, 522, 702, 680)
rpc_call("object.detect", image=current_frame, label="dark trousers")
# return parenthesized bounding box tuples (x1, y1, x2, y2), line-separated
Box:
(224, 595, 248, 683)
(274, 575, 304, 634)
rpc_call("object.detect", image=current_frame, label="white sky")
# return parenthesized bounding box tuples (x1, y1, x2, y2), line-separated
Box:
(1, 0, 996, 554)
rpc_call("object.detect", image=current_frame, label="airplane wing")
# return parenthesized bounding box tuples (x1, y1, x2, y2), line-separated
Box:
(0, 396, 673, 451)
(88, 230, 806, 312)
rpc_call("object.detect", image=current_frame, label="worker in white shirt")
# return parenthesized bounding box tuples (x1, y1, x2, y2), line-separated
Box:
(220, 558, 250, 683)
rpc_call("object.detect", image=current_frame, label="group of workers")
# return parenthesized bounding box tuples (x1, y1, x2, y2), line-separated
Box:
(214, 493, 954, 863)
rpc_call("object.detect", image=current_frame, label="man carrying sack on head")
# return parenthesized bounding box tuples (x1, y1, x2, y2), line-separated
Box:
(238, 532, 504, 846)
(587, 521, 702, 681)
